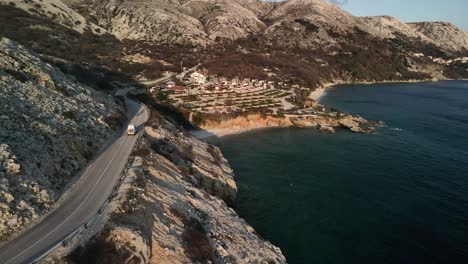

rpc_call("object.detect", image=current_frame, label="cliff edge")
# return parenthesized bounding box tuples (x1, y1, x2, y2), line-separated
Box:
(65, 108, 286, 263)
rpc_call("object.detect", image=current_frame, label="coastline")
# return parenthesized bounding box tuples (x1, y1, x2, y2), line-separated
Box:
(195, 78, 467, 138)
(196, 114, 294, 138)
(309, 78, 440, 102)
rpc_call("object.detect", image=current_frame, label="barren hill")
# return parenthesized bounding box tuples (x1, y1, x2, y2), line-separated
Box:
(5, 0, 106, 35)
(67, 0, 271, 46)
(52, 0, 468, 54)
(408, 22, 468, 52)
(359, 16, 434, 43)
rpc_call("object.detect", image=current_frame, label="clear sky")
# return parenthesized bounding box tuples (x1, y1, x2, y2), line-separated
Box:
(268, 0, 468, 31)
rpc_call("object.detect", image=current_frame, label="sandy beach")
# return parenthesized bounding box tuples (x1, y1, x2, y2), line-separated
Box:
(308, 82, 340, 101)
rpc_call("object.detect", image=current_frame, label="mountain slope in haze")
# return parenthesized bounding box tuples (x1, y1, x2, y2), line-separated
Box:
(408, 22, 468, 52)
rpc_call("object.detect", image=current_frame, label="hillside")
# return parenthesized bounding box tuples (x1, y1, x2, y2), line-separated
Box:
(263, 0, 378, 48)
(408, 22, 468, 52)
(49, 0, 468, 56)
(0, 38, 124, 240)
(359, 16, 434, 43)
(66, 0, 271, 46)
(1, 0, 467, 87)
(5, 0, 106, 34)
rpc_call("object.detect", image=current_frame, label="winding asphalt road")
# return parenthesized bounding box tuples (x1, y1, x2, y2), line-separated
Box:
(0, 98, 149, 264)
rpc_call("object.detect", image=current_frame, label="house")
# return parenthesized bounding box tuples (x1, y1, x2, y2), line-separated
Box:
(191, 71, 207, 85)
(165, 81, 176, 88)
(231, 78, 239, 86)
(169, 85, 184, 94)
(211, 77, 219, 83)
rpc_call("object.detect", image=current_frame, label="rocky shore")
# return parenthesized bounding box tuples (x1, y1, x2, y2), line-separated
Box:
(66, 108, 286, 263)
(198, 100, 383, 137)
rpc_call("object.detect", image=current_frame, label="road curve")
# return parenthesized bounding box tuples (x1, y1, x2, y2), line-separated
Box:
(0, 98, 149, 264)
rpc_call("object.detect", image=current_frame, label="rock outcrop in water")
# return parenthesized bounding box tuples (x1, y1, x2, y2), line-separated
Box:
(66, 109, 286, 264)
(195, 105, 381, 137)
(0, 38, 124, 241)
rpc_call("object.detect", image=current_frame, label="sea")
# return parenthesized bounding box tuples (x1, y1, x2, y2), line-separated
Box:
(211, 81, 468, 264)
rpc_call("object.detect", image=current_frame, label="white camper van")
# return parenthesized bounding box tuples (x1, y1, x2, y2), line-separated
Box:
(127, 124, 136, 135)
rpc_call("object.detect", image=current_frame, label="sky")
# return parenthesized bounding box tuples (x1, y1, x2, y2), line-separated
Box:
(268, 0, 468, 31)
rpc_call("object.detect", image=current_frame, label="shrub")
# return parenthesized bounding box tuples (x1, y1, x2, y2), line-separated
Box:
(63, 110, 76, 120)
(294, 19, 319, 33)
(4, 69, 29, 82)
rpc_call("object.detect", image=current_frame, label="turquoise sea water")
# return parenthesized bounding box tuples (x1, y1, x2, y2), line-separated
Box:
(212, 81, 468, 264)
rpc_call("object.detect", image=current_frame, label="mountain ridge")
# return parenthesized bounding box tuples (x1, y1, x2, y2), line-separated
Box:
(57, 0, 468, 53)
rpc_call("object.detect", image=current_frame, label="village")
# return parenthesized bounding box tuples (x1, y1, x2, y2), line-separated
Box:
(148, 68, 331, 115)
(411, 53, 468, 66)
(145, 68, 382, 134)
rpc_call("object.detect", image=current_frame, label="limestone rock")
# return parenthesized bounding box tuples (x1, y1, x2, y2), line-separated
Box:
(0, 38, 124, 240)
(319, 124, 335, 133)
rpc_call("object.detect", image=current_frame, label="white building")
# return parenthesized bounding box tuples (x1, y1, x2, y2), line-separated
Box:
(165, 81, 175, 88)
(191, 72, 207, 85)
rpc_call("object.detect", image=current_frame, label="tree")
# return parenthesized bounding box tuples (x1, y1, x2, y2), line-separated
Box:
(156, 91, 169, 101)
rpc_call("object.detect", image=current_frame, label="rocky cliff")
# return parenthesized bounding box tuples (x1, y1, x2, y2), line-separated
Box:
(196, 106, 381, 137)
(0, 38, 124, 241)
(66, 108, 286, 264)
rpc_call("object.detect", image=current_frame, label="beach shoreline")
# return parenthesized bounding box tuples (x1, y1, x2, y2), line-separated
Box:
(308, 78, 444, 102)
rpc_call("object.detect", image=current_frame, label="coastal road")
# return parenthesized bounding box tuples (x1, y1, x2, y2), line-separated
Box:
(0, 98, 149, 264)
(140, 64, 200, 86)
